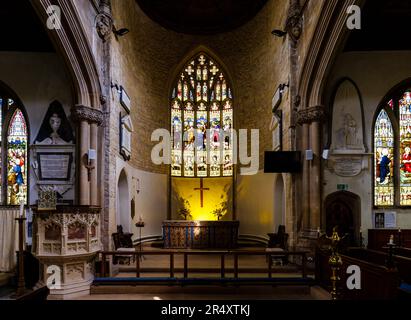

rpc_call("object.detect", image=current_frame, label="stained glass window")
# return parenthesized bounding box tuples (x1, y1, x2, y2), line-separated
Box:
(7, 109, 28, 205)
(171, 53, 233, 177)
(373, 88, 411, 207)
(399, 91, 411, 205)
(374, 109, 394, 206)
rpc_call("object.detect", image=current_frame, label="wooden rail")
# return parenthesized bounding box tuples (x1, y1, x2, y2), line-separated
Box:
(98, 250, 309, 281)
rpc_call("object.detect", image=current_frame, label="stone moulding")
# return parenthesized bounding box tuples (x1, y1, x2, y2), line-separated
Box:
(297, 105, 327, 125)
(71, 105, 104, 126)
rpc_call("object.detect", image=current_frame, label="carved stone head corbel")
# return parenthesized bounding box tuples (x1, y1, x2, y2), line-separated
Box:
(286, 1, 303, 42)
(96, 13, 113, 42)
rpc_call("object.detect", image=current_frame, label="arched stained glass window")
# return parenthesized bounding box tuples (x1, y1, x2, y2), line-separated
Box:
(171, 53, 233, 178)
(0, 91, 29, 206)
(374, 109, 394, 206)
(7, 109, 28, 205)
(374, 87, 411, 207)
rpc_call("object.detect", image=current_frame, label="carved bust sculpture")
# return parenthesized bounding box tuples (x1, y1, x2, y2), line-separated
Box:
(38, 113, 72, 145)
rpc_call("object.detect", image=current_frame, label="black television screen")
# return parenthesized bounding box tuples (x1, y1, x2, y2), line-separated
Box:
(264, 151, 302, 173)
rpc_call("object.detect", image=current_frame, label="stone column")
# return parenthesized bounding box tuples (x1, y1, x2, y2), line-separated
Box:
(301, 123, 310, 229)
(71, 105, 104, 206)
(79, 120, 90, 205)
(90, 123, 99, 206)
(310, 119, 322, 229)
(297, 106, 326, 231)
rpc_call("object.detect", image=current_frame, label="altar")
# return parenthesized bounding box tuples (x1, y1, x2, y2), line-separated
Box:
(162, 220, 239, 249)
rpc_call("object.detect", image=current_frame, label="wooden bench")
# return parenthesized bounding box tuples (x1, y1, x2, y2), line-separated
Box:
(316, 248, 400, 300)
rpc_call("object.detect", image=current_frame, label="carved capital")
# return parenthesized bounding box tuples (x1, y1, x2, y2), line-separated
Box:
(286, 0, 303, 42)
(297, 106, 326, 125)
(71, 105, 104, 126)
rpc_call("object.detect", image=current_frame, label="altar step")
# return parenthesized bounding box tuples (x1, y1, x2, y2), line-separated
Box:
(91, 277, 317, 295)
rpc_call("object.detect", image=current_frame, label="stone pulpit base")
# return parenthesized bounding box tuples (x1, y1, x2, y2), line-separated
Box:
(32, 206, 101, 300)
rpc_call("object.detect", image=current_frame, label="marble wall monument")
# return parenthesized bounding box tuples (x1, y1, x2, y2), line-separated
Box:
(32, 101, 76, 204)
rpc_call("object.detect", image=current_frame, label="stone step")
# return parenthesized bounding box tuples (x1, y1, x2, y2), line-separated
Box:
(91, 284, 325, 297)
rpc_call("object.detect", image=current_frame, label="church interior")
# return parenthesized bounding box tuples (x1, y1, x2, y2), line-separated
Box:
(1, 0, 411, 303)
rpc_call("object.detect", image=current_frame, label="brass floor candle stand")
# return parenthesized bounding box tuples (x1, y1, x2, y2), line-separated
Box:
(327, 228, 343, 301)
(136, 218, 145, 261)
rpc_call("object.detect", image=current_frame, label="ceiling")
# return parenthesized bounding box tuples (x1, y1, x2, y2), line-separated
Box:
(0, 0, 54, 52)
(136, 0, 268, 35)
(344, 0, 411, 51)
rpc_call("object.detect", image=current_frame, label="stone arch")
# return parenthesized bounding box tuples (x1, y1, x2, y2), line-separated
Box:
(117, 169, 131, 233)
(324, 191, 361, 246)
(31, 0, 102, 108)
(298, 0, 364, 109)
(327, 78, 367, 152)
(167, 45, 236, 104)
(296, 0, 364, 232)
(31, 1, 105, 210)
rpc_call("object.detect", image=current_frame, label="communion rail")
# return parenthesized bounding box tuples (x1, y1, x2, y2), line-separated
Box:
(95, 250, 312, 286)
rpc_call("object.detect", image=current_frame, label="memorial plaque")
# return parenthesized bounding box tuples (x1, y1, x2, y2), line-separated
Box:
(333, 157, 362, 177)
(38, 152, 73, 181)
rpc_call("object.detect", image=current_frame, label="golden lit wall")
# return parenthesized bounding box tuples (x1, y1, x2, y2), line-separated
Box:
(171, 177, 233, 221)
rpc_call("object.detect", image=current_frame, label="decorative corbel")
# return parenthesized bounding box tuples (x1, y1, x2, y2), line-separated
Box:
(96, 0, 113, 42)
(286, 0, 303, 42)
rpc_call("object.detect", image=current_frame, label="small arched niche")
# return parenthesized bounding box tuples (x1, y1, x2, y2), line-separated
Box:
(117, 169, 131, 233)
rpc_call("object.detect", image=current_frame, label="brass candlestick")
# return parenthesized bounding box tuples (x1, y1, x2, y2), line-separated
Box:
(327, 227, 343, 301)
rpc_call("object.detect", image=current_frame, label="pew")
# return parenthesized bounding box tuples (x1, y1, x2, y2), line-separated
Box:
(368, 229, 411, 250)
(316, 248, 400, 300)
(347, 248, 411, 285)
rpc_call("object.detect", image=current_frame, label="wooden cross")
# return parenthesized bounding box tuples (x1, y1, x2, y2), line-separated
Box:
(194, 178, 210, 208)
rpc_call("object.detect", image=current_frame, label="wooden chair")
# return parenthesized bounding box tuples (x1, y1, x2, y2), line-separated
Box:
(112, 225, 135, 265)
(267, 225, 289, 265)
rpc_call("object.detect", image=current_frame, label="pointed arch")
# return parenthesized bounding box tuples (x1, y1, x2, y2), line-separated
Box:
(117, 169, 131, 233)
(372, 78, 411, 207)
(373, 108, 395, 207)
(168, 45, 236, 99)
(0, 81, 30, 205)
(31, 0, 102, 108)
(170, 51, 234, 178)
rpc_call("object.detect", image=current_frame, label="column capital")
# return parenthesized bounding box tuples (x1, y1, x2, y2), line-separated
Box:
(71, 105, 104, 126)
(297, 105, 326, 125)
